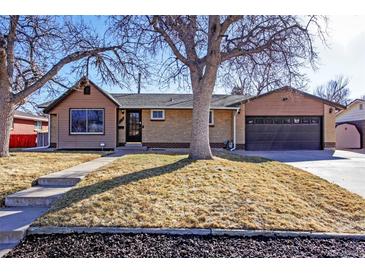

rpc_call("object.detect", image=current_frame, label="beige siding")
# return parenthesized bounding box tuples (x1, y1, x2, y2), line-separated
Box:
(236, 103, 245, 146)
(117, 109, 126, 144)
(245, 89, 324, 116)
(323, 104, 336, 148)
(49, 84, 117, 149)
(140, 109, 233, 144)
(50, 114, 57, 146)
(210, 110, 233, 143)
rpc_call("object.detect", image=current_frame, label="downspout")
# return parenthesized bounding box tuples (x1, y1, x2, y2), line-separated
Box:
(230, 108, 239, 151)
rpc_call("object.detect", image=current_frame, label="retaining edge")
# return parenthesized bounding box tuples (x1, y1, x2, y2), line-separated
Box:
(27, 226, 365, 240)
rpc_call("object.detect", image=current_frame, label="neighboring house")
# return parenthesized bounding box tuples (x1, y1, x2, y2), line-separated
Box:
(336, 99, 365, 149)
(12, 110, 48, 134)
(39, 78, 344, 151)
(10, 110, 49, 148)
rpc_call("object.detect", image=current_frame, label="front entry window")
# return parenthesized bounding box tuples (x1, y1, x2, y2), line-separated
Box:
(70, 109, 104, 134)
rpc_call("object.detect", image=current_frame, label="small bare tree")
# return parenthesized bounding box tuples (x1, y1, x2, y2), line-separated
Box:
(315, 75, 350, 105)
(0, 16, 142, 157)
(113, 16, 326, 159)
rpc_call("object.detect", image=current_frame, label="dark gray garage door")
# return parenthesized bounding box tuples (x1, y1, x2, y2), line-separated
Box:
(246, 116, 322, 150)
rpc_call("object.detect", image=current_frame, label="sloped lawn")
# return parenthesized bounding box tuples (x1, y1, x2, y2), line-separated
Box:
(0, 151, 106, 206)
(36, 153, 365, 233)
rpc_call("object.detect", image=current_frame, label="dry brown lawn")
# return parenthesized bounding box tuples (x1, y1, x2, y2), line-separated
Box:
(36, 153, 365, 233)
(0, 151, 106, 206)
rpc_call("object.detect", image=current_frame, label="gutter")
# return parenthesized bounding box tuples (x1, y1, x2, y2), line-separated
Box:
(14, 115, 48, 122)
(230, 108, 240, 151)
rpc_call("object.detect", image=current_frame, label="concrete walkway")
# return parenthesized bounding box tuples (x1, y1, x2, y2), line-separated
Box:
(0, 150, 126, 257)
(234, 149, 365, 198)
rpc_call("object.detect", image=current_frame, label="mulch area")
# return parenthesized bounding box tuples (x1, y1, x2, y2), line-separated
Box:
(5, 233, 365, 258)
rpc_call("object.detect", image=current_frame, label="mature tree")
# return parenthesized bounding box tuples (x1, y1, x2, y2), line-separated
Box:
(0, 16, 142, 157)
(315, 75, 350, 105)
(113, 16, 326, 159)
(229, 59, 308, 96)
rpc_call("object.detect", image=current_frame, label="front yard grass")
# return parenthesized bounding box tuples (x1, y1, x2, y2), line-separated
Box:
(36, 153, 365, 233)
(0, 151, 106, 206)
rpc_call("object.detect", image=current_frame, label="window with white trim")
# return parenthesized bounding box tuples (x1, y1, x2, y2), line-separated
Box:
(150, 109, 165, 120)
(360, 104, 363, 110)
(35, 121, 42, 130)
(209, 110, 214, 125)
(70, 109, 104, 134)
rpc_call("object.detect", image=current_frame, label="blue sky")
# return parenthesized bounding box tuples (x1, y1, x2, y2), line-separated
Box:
(51, 16, 365, 101)
(304, 15, 365, 99)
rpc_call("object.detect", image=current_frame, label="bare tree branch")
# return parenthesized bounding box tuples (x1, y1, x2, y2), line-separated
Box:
(150, 16, 189, 66)
(6, 15, 19, 79)
(14, 45, 126, 103)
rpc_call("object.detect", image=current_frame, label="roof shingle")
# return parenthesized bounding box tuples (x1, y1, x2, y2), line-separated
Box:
(109, 93, 248, 109)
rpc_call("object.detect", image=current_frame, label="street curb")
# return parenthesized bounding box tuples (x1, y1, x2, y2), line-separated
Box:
(27, 226, 365, 240)
(28, 227, 211, 236)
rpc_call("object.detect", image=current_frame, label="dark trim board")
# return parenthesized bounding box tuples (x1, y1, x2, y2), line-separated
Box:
(236, 144, 245, 150)
(55, 148, 115, 151)
(324, 142, 336, 149)
(142, 143, 228, 148)
(143, 142, 189, 148)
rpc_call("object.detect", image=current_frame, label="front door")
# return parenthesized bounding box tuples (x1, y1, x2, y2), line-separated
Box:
(126, 110, 142, 142)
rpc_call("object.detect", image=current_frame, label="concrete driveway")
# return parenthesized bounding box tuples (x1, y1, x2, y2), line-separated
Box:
(234, 149, 365, 198)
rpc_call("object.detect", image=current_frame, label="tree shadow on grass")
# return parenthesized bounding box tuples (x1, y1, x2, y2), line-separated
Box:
(213, 150, 273, 164)
(47, 157, 194, 213)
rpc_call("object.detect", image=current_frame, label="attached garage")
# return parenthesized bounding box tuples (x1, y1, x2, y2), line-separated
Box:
(245, 116, 322, 150)
(242, 86, 344, 151)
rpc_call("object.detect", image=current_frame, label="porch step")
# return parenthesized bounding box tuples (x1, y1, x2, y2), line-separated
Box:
(117, 143, 147, 151)
(0, 207, 48, 244)
(5, 186, 72, 207)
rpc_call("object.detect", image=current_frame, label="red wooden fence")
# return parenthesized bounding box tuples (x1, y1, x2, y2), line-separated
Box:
(9, 134, 37, 148)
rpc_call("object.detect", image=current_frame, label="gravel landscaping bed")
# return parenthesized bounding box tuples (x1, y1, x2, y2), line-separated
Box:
(6, 233, 365, 258)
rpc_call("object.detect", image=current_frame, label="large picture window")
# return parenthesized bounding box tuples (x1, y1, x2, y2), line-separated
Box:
(70, 109, 104, 134)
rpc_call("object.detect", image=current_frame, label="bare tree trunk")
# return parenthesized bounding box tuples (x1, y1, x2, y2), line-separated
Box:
(0, 93, 14, 157)
(189, 86, 214, 160)
(0, 47, 14, 157)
